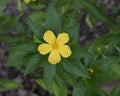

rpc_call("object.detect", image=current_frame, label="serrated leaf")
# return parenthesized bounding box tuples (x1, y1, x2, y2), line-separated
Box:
(27, 19, 44, 40)
(7, 43, 37, 67)
(73, 82, 87, 96)
(62, 58, 89, 78)
(44, 63, 56, 87)
(67, 23, 80, 44)
(57, 66, 77, 85)
(0, 79, 22, 90)
(24, 54, 41, 75)
(45, 4, 61, 34)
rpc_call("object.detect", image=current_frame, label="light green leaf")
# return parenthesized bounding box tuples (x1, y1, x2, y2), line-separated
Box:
(17, 0, 22, 12)
(54, 74, 67, 96)
(0, 79, 22, 90)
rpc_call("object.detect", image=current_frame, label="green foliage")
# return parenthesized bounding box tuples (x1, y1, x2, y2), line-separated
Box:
(36, 79, 67, 96)
(62, 58, 89, 78)
(110, 83, 120, 96)
(0, 79, 22, 90)
(43, 63, 56, 87)
(1, 0, 120, 95)
(45, 4, 61, 34)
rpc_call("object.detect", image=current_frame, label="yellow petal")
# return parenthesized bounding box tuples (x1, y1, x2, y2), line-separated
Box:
(56, 33, 69, 45)
(38, 43, 52, 55)
(48, 50, 61, 64)
(43, 30, 56, 44)
(58, 45, 72, 58)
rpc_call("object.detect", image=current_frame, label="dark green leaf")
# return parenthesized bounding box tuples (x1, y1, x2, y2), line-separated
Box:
(82, 1, 115, 26)
(62, 58, 89, 78)
(110, 83, 120, 96)
(24, 54, 41, 75)
(45, 4, 61, 34)
(27, 19, 44, 40)
(73, 81, 87, 96)
(44, 63, 56, 87)
(7, 43, 37, 67)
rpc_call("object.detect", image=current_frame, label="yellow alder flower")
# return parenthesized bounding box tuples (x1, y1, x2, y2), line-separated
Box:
(24, 0, 36, 4)
(37, 30, 72, 64)
(24, 0, 30, 4)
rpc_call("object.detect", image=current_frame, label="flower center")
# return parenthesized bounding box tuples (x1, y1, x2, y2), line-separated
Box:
(52, 42, 58, 49)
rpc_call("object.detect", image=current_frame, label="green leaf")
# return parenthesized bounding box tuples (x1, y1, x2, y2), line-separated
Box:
(45, 4, 61, 34)
(52, 81, 67, 96)
(27, 19, 44, 40)
(62, 58, 89, 78)
(0, 0, 8, 15)
(36, 79, 48, 90)
(29, 11, 45, 26)
(86, 79, 108, 96)
(99, 62, 120, 82)
(110, 83, 120, 96)
(36, 79, 67, 96)
(44, 63, 56, 87)
(17, 0, 22, 12)
(0, 79, 22, 90)
(54, 74, 67, 96)
(82, 1, 115, 26)
(24, 54, 41, 75)
(73, 82, 87, 96)
(0, 36, 20, 43)
(4, 16, 19, 31)
(67, 23, 80, 44)
(7, 43, 37, 68)
(93, 57, 118, 72)
(57, 66, 77, 85)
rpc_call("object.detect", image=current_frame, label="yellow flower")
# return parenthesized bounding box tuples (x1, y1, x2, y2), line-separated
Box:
(37, 30, 72, 64)
(24, 0, 36, 4)
(24, 0, 30, 4)
(87, 68, 94, 73)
